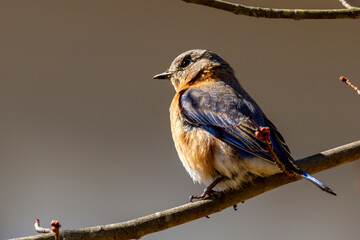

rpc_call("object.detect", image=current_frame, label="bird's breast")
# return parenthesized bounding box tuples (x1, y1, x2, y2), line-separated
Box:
(170, 95, 220, 185)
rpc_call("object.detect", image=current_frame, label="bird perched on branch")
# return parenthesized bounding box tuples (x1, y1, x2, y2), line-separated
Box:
(154, 49, 336, 200)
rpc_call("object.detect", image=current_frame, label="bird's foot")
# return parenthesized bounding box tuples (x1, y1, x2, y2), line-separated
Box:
(189, 176, 224, 202)
(189, 189, 218, 202)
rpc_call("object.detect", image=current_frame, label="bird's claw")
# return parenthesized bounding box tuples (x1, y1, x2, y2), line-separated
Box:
(189, 189, 218, 202)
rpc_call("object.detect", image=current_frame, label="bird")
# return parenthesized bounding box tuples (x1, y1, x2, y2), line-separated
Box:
(153, 49, 336, 200)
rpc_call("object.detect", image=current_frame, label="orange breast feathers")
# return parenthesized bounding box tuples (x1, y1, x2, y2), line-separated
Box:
(170, 91, 218, 180)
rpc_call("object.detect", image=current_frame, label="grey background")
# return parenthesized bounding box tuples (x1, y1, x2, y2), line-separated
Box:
(1, 1, 359, 239)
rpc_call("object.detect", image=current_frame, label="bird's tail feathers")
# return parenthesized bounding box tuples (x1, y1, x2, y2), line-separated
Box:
(270, 144, 337, 196)
(300, 170, 337, 196)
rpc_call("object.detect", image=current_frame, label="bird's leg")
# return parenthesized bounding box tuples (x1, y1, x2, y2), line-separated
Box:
(190, 176, 224, 202)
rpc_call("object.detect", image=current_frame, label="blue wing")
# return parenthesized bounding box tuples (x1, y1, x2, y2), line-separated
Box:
(180, 81, 288, 163)
(180, 81, 337, 195)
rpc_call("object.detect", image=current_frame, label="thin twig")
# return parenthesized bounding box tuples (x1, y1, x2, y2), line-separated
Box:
(11, 140, 360, 240)
(182, 0, 360, 19)
(255, 126, 296, 177)
(50, 221, 61, 240)
(339, 0, 353, 9)
(34, 220, 61, 240)
(34, 219, 51, 234)
(340, 76, 360, 96)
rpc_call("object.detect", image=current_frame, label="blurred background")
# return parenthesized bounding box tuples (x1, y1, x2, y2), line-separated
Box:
(1, 0, 359, 239)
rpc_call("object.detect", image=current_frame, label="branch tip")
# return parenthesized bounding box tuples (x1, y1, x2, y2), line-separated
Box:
(339, 76, 360, 96)
(34, 219, 51, 234)
(339, 76, 347, 82)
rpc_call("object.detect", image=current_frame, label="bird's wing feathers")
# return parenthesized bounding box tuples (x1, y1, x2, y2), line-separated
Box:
(180, 82, 282, 162)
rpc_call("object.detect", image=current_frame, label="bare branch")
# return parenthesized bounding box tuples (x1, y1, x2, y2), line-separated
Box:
(11, 140, 360, 240)
(34, 219, 51, 234)
(340, 76, 360, 96)
(182, 0, 360, 19)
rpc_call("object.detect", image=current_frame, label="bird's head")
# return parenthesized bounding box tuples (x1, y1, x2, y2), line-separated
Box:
(154, 49, 234, 91)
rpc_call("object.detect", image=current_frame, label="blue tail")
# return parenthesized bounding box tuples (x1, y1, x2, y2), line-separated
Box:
(300, 170, 337, 196)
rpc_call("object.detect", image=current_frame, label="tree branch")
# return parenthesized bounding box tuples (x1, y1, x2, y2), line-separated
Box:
(12, 140, 360, 240)
(182, 0, 360, 19)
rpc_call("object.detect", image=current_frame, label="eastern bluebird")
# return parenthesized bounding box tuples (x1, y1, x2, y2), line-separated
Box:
(154, 49, 336, 200)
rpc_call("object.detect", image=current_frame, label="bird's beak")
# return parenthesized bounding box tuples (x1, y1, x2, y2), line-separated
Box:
(153, 71, 173, 80)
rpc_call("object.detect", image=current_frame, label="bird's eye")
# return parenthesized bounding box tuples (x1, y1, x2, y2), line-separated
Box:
(180, 57, 191, 68)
